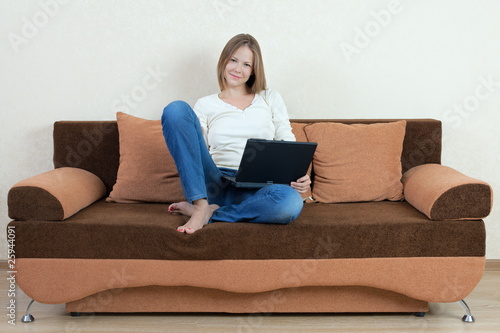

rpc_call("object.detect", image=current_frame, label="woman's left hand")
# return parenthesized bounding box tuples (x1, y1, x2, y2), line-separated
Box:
(291, 174, 311, 193)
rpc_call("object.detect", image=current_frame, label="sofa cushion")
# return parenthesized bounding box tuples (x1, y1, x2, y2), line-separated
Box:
(304, 121, 406, 203)
(402, 164, 493, 220)
(107, 112, 184, 203)
(10, 199, 485, 260)
(8, 167, 106, 220)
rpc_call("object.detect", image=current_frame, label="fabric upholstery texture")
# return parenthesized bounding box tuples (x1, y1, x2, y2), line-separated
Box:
(304, 121, 407, 203)
(403, 163, 493, 220)
(16, 257, 484, 304)
(106, 112, 184, 203)
(53, 120, 119, 193)
(66, 285, 429, 314)
(9, 200, 485, 260)
(8, 167, 106, 220)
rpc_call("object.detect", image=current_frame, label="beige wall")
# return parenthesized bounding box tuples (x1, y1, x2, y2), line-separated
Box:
(1, 0, 499, 258)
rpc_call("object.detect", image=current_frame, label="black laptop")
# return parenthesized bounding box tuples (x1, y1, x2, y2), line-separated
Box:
(224, 139, 317, 188)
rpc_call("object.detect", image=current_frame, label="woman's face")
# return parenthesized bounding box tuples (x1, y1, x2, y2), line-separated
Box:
(224, 45, 254, 89)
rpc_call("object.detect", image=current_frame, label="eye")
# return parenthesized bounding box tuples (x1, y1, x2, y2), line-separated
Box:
(230, 58, 237, 62)
(245, 63, 252, 67)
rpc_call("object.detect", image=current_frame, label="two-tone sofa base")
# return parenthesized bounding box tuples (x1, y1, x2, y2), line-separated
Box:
(17, 257, 482, 316)
(11, 201, 485, 321)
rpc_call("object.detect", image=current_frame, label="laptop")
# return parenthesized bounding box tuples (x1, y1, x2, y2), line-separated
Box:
(224, 139, 318, 188)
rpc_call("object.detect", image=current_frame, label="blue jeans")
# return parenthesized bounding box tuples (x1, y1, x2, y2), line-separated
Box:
(161, 100, 303, 224)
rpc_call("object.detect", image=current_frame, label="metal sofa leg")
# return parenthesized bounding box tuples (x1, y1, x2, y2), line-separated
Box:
(21, 299, 35, 323)
(458, 299, 475, 323)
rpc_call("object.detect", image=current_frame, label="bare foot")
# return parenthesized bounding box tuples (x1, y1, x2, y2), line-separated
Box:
(168, 202, 195, 216)
(173, 199, 219, 234)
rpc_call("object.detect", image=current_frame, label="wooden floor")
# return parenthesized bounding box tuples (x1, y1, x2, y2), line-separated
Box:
(1, 269, 499, 333)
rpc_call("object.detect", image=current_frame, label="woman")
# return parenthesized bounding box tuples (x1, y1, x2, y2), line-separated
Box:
(161, 33, 310, 234)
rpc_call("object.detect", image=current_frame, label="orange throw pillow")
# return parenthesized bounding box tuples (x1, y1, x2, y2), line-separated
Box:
(107, 112, 184, 203)
(304, 121, 406, 203)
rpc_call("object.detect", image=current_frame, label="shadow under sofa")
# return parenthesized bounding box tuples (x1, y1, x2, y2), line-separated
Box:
(7, 118, 492, 321)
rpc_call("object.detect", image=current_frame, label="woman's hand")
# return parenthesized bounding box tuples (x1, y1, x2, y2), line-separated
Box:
(291, 174, 311, 193)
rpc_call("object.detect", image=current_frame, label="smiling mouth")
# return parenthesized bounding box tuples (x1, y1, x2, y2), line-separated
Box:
(229, 73, 241, 79)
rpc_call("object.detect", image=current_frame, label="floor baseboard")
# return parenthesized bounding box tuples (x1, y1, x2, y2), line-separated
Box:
(485, 259, 500, 271)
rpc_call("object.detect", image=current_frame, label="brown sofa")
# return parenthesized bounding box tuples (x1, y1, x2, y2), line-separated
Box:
(7, 118, 492, 322)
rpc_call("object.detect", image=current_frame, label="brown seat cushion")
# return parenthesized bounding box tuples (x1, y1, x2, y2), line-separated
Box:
(10, 200, 485, 260)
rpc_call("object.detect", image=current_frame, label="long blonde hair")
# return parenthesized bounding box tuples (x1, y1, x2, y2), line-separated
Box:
(217, 34, 267, 94)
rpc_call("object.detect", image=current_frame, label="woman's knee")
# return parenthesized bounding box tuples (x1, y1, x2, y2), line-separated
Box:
(161, 100, 192, 125)
(269, 185, 304, 224)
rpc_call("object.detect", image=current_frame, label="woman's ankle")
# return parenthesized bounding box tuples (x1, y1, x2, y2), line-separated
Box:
(192, 198, 209, 208)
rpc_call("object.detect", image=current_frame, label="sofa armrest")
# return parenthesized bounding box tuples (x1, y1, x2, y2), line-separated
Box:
(8, 167, 106, 221)
(402, 164, 493, 220)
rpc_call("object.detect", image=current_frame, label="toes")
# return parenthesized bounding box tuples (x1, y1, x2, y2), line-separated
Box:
(177, 226, 197, 234)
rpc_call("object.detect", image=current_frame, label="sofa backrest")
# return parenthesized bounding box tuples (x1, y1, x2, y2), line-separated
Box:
(53, 119, 441, 195)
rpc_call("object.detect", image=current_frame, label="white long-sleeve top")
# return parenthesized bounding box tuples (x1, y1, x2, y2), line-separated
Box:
(194, 89, 296, 170)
